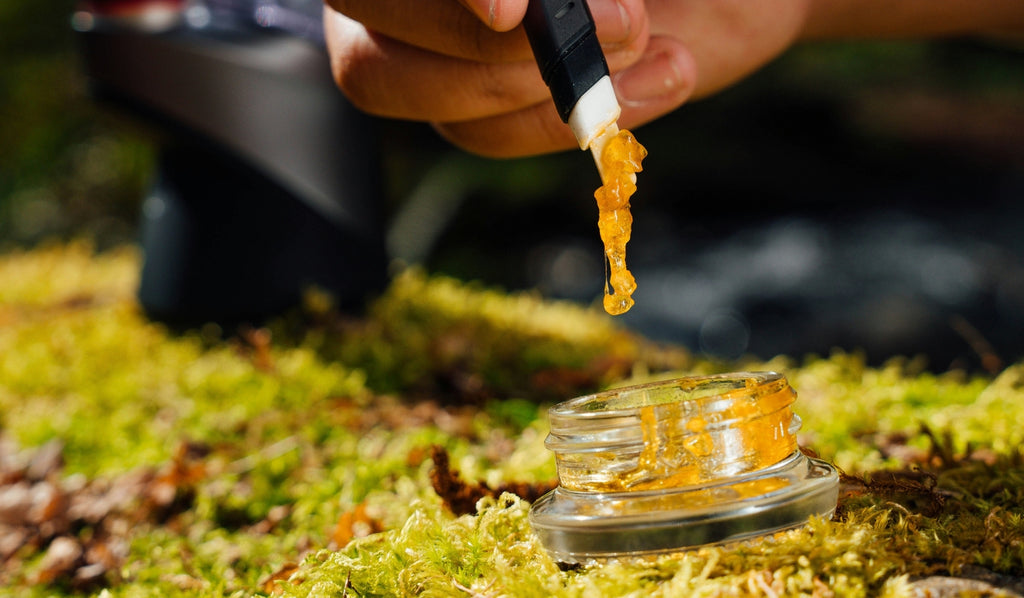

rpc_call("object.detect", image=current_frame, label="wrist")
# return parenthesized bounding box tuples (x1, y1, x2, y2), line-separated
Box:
(800, 0, 1024, 42)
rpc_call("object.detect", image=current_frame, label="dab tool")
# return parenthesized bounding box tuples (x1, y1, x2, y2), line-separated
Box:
(522, 0, 622, 179)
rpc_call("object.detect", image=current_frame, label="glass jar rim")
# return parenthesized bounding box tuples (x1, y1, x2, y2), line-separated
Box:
(549, 371, 789, 421)
(546, 372, 794, 454)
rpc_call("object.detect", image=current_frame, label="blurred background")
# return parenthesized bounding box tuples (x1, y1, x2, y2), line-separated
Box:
(2, 0, 1023, 370)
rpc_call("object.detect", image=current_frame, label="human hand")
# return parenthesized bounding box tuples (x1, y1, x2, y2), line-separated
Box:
(324, 0, 811, 157)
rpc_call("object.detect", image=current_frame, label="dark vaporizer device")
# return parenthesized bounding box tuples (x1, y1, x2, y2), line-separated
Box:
(522, 0, 624, 174)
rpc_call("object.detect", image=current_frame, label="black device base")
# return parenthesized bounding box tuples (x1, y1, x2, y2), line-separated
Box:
(78, 18, 389, 329)
(137, 140, 388, 330)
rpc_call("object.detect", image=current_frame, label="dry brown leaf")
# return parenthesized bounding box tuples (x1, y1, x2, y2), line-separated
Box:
(34, 536, 83, 585)
(262, 562, 301, 595)
(330, 503, 383, 549)
(429, 446, 557, 516)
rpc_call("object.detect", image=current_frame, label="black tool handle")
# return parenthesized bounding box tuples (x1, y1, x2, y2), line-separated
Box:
(523, 0, 609, 122)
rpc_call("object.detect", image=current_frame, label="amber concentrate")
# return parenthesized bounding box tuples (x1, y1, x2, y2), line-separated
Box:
(599, 385, 797, 492)
(594, 129, 647, 315)
(555, 383, 798, 494)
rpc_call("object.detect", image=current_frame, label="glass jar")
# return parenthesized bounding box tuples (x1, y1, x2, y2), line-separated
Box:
(529, 372, 838, 562)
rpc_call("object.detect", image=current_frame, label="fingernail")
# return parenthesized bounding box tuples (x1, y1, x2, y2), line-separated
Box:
(459, 0, 496, 28)
(589, 0, 631, 44)
(614, 49, 686, 106)
(485, 0, 496, 27)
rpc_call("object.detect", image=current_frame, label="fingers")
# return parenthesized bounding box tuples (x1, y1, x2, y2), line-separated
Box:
(324, 0, 675, 158)
(325, 3, 648, 123)
(613, 37, 697, 111)
(326, 0, 531, 62)
(643, 0, 810, 100)
(435, 36, 697, 158)
(326, 10, 544, 122)
(326, 0, 638, 63)
(434, 102, 579, 158)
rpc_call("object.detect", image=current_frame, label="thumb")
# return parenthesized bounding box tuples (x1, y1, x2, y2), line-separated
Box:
(457, 0, 528, 31)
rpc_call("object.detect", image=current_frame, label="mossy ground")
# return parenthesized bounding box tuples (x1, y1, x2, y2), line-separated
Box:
(2, 243, 1023, 597)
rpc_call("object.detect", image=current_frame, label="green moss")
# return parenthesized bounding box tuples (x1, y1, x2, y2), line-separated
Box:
(303, 268, 647, 399)
(3, 243, 1024, 597)
(287, 449, 1024, 597)
(784, 354, 1018, 469)
(0, 299, 368, 475)
(285, 496, 918, 598)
